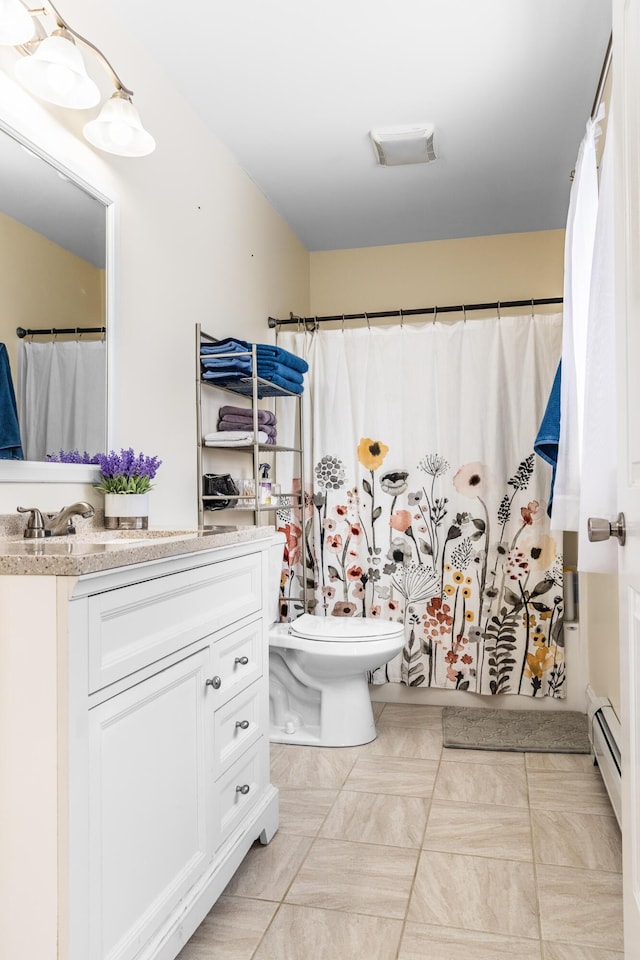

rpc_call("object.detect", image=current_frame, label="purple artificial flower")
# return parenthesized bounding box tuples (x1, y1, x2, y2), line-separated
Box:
(47, 449, 100, 464)
(94, 448, 163, 494)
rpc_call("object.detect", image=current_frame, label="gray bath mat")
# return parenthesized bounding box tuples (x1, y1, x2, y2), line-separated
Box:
(442, 707, 591, 754)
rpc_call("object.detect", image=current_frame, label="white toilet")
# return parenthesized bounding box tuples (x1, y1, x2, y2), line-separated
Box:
(267, 533, 405, 747)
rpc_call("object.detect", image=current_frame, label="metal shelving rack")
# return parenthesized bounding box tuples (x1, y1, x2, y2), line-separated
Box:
(196, 324, 307, 609)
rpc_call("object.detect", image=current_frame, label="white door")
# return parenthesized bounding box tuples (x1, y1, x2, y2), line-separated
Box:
(613, 0, 640, 952)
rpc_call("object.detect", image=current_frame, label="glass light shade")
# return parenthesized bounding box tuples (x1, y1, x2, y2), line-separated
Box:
(14, 31, 101, 108)
(83, 93, 156, 158)
(0, 0, 34, 45)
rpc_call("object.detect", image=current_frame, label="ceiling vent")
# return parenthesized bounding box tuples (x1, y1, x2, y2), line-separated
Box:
(370, 124, 437, 166)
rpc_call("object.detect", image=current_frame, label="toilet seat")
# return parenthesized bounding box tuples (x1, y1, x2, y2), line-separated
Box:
(288, 613, 403, 643)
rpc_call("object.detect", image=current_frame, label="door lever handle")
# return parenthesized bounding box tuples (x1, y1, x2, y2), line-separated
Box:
(587, 512, 626, 546)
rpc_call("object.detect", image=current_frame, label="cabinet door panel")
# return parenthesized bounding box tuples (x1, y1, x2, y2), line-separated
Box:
(88, 648, 211, 960)
(88, 552, 261, 692)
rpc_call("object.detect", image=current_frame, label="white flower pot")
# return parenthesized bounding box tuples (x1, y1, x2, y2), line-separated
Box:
(103, 493, 149, 530)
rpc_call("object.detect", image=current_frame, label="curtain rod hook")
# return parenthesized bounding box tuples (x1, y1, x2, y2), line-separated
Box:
(342, 314, 345, 333)
(531, 298, 535, 319)
(497, 300, 501, 319)
(462, 305, 467, 323)
(432, 305, 437, 325)
(364, 311, 370, 330)
(399, 308, 403, 329)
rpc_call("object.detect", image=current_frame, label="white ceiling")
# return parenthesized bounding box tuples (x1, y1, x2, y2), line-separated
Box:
(109, 0, 611, 251)
(0, 1, 611, 260)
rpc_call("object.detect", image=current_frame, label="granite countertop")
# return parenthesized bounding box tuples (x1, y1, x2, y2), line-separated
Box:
(0, 524, 276, 576)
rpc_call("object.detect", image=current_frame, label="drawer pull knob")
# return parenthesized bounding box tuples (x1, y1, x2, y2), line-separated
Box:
(206, 676, 222, 690)
(236, 784, 250, 795)
(235, 719, 250, 730)
(234, 656, 249, 666)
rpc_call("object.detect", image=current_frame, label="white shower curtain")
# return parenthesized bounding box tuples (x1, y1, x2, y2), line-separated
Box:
(277, 313, 565, 697)
(17, 339, 106, 461)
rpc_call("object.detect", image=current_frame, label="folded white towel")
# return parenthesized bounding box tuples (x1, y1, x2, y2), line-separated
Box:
(204, 430, 270, 446)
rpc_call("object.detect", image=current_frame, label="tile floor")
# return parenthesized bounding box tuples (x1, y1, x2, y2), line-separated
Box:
(176, 703, 623, 960)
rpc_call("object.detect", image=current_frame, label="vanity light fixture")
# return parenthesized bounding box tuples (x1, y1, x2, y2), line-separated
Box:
(0, 0, 155, 157)
(0, 0, 34, 44)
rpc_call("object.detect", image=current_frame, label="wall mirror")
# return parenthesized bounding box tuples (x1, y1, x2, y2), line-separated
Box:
(0, 119, 112, 482)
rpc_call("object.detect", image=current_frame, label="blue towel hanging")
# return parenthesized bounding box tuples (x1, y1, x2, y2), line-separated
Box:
(534, 361, 561, 516)
(0, 343, 23, 460)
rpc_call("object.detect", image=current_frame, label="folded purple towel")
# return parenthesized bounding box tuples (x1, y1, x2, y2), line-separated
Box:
(219, 413, 278, 431)
(218, 419, 277, 438)
(218, 404, 276, 425)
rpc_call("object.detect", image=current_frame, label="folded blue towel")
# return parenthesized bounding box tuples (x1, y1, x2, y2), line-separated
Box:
(0, 343, 23, 460)
(534, 361, 561, 517)
(202, 370, 250, 383)
(200, 337, 251, 356)
(258, 371, 304, 394)
(200, 356, 252, 374)
(255, 343, 309, 374)
(256, 359, 304, 385)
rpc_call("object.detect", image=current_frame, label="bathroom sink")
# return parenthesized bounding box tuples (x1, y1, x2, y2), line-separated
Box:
(0, 540, 117, 555)
(0, 530, 197, 555)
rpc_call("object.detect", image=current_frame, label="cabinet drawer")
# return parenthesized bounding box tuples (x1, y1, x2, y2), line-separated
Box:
(88, 553, 262, 692)
(208, 618, 264, 706)
(215, 739, 268, 850)
(213, 680, 267, 774)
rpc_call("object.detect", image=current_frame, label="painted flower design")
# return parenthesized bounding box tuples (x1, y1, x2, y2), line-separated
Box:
(332, 601, 357, 617)
(380, 470, 409, 495)
(281, 521, 302, 567)
(521, 500, 542, 525)
(520, 533, 557, 571)
(387, 538, 412, 564)
(389, 509, 413, 532)
(315, 455, 346, 490)
(357, 438, 389, 471)
(418, 454, 449, 478)
(525, 642, 557, 680)
(391, 562, 439, 602)
(452, 461, 488, 499)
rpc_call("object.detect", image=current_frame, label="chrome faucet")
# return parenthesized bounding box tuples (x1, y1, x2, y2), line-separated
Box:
(18, 501, 95, 538)
(45, 501, 95, 536)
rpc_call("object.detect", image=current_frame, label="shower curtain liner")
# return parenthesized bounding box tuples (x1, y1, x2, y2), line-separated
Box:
(17, 338, 106, 461)
(276, 312, 565, 698)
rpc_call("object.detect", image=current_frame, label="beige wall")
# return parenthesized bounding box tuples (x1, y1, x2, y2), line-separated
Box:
(310, 229, 565, 315)
(0, 1, 309, 526)
(0, 211, 104, 386)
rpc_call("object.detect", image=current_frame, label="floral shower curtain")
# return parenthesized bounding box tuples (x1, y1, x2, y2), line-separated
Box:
(277, 313, 565, 698)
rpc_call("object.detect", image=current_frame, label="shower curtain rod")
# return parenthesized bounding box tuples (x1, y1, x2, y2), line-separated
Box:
(591, 34, 612, 121)
(267, 296, 563, 328)
(16, 325, 106, 338)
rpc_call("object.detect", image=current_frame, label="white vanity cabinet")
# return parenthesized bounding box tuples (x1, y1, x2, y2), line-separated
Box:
(0, 536, 278, 960)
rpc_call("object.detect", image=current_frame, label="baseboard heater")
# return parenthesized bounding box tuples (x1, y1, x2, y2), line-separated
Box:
(588, 693, 621, 828)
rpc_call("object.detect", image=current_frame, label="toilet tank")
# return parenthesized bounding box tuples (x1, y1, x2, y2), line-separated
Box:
(267, 532, 287, 623)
